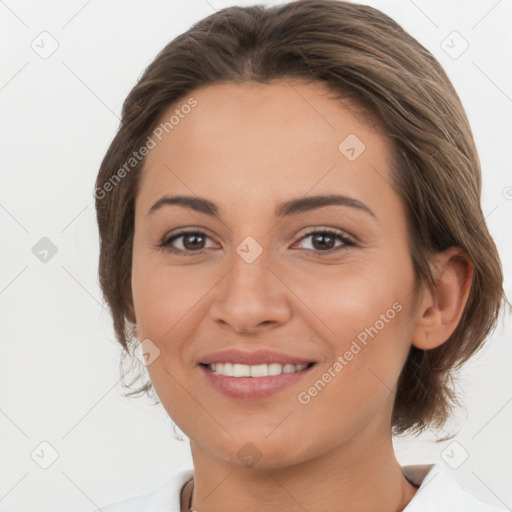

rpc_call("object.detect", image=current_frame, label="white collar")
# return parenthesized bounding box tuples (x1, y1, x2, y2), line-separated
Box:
(99, 464, 507, 511)
(401, 463, 507, 511)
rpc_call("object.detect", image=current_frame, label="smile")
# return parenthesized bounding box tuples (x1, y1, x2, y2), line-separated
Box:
(204, 362, 314, 377)
(199, 362, 317, 400)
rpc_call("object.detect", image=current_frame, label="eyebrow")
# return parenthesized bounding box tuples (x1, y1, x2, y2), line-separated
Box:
(147, 193, 376, 219)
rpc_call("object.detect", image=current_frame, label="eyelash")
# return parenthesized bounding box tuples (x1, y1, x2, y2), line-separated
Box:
(157, 228, 356, 256)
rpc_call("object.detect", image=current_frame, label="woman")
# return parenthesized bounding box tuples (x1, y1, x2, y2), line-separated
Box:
(93, 0, 507, 510)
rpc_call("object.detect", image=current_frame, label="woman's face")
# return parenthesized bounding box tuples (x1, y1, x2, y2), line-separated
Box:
(131, 80, 420, 468)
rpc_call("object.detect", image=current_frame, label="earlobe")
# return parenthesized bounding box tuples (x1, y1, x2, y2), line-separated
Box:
(412, 247, 473, 350)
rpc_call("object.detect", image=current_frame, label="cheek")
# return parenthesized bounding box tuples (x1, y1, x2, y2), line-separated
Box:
(303, 260, 410, 340)
(292, 280, 412, 439)
(131, 246, 206, 339)
(300, 258, 415, 394)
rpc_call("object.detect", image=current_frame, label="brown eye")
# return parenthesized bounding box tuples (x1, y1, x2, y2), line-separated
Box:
(157, 227, 356, 257)
(159, 230, 212, 255)
(295, 229, 355, 253)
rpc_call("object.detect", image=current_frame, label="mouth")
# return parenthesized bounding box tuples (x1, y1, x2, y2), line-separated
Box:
(198, 361, 318, 400)
(199, 361, 316, 377)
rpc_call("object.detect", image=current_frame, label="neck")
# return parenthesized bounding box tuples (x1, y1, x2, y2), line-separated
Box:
(183, 421, 417, 512)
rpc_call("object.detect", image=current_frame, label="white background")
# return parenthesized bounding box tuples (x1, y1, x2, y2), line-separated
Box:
(1, 0, 511, 510)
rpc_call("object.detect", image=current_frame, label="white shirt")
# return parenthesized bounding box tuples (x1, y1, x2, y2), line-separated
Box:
(95, 463, 507, 511)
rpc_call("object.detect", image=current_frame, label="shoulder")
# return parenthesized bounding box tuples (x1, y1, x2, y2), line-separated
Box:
(402, 463, 507, 511)
(89, 469, 194, 512)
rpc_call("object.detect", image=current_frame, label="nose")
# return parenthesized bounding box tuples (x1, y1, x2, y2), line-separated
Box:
(209, 239, 292, 334)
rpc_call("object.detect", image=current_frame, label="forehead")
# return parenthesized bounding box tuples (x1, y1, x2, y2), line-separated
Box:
(137, 79, 395, 216)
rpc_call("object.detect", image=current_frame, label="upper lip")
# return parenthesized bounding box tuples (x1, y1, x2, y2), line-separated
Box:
(198, 349, 316, 366)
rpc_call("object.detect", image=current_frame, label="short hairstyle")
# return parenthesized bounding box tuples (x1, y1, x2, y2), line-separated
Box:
(95, 0, 506, 436)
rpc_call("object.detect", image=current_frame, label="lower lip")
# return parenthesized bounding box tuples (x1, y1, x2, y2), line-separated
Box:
(198, 363, 317, 400)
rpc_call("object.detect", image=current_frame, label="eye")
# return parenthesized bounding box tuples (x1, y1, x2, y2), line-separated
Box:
(158, 230, 214, 255)
(294, 228, 355, 254)
(158, 227, 355, 256)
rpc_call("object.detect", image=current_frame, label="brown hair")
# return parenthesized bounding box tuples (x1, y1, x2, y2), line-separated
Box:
(95, 0, 506, 436)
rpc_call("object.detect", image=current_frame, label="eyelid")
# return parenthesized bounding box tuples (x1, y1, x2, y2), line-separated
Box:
(158, 225, 357, 256)
(160, 227, 217, 249)
(298, 226, 355, 243)
(293, 226, 356, 252)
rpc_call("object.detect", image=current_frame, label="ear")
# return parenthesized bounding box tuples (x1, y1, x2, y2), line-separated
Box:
(412, 247, 473, 350)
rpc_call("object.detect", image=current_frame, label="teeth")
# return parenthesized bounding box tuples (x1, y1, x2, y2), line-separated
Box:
(207, 362, 309, 377)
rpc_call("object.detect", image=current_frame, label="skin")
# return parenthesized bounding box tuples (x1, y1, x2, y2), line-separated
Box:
(130, 79, 472, 512)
